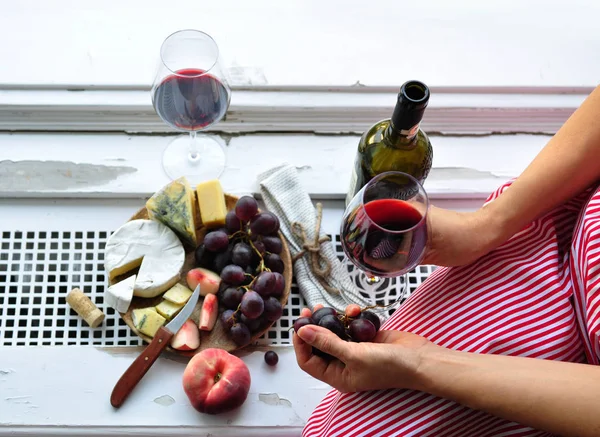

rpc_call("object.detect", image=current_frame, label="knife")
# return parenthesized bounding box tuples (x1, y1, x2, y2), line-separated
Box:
(110, 284, 200, 408)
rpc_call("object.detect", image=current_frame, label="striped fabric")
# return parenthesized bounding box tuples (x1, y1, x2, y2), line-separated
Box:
(303, 181, 600, 437)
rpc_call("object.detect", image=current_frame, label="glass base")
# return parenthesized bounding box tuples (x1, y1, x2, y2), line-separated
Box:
(342, 257, 409, 317)
(162, 134, 226, 184)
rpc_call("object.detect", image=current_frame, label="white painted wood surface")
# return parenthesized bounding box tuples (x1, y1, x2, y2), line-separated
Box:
(0, 346, 328, 436)
(1, 0, 599, 88)
(0, 132, 546, 200)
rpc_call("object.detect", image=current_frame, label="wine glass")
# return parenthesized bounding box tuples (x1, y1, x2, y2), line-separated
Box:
(151, 29, 231, 183)
(340, 171, 429, 307)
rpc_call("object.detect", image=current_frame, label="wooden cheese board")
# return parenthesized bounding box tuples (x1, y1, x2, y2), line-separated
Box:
(110, 194, 292, 357)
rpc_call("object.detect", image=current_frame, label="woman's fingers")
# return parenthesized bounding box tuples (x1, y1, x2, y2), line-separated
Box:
(292, 332, 312, 364)
(293, 330, 348, 390)
(313, 303, 324, 312)
(300, 307, 312, 318)
(297, 325, 352, 362)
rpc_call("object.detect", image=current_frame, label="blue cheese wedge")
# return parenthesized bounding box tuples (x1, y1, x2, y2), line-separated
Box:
(163, 283, 193, 305)
(106, 274, 136, 313)
(146, 177, 198, 247)
(104, 220, 185, 298)
(155, 299, 184, 320)
(132, 307, 166, 338)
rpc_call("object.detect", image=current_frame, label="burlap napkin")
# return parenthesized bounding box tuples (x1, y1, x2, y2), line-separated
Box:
(258, 164, 370, 312)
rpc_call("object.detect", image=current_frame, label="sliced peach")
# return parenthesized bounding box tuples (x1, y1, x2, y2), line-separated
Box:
(187, 267, 221, 296)
(199, 294, 218, 331)
(171, 319, 200, 351)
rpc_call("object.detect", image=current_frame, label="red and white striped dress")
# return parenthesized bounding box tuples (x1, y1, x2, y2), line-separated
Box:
(303, 182, 600, 437)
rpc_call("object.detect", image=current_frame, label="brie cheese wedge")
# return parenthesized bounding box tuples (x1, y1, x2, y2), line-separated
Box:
(104, 219, 185, 298)
(106, 274, 136, 313)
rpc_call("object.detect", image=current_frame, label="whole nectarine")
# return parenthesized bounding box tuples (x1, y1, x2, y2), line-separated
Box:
(183, 348, 251, 414)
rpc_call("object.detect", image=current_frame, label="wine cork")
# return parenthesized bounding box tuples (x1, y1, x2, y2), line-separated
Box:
(66, 288, 105, 328)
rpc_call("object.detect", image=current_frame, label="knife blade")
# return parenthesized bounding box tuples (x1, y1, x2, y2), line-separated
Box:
(110, 284, 200, 408)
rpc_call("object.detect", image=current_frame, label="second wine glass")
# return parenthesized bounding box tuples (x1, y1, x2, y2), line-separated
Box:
(340, 171, 429, 304)
(152, 29, 231, 184)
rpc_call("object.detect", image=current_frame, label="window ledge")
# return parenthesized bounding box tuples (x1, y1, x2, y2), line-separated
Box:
(0, 131, 546, 210)
(0, 87, 590, 134)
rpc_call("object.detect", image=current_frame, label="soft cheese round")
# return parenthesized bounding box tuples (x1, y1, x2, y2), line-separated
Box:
(105, 219, 185, 298)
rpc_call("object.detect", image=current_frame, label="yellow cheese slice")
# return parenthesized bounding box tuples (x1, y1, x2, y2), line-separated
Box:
(155, 299, 184, 320)
(146, 177, 198, 247)
(132, 307, 166, 338)
(163, 283, 193, 305)
(196, 179, 227, 228)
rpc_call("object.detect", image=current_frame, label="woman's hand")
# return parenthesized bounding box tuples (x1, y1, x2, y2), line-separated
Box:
(293, 306, 433, 393)
(422, 205, 501, 267)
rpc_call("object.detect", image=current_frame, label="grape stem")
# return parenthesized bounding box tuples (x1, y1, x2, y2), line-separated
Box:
(361, 301, 397, 312)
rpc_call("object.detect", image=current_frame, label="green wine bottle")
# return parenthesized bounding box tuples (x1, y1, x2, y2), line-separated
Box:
(346, 80, 433, 205)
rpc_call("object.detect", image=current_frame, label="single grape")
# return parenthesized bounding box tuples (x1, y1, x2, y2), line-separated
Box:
(345, 304, 361, 318)
(220, 309, 236, 330)
(349, 318, 377, 342)
(253, 240, 266, 255)
(318, 314, 345, 339)
(253, 271, 276, 297)
(249, 212, 279, 236)
(293, 317, 314, 333)
(230, 323, 251, 346)
(249, 241, 265, 269)
(232, 242, 253, 269)
(213, 245, 233, 274)
(240, 290, 264, 319)
(204, 230, 230, 252)
(263, 296, 283, 322)
(265, 253, 284, 274)
(240, 313, 261, 331)
(220, 264, 246, 285)
(262, 235, 283, 254)
(271, 272, 285, 297)
(221, 286, 245, 309)
(235, 196, 259, 222)
(243, 265, 255, 285)
(311, 307, 337, 325)
(359, 311, 381, 331)
(194, 244, 215, 269)
(264, 350, 278, 366)
(225, 211, 243, 234)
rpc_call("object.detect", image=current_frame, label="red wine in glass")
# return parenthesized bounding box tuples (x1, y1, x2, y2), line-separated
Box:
(153, 68, 229, 131)
(151, 29, 231, 183)
(341, 171, 429, 279)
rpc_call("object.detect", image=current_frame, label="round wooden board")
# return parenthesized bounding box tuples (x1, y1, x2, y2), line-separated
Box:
(111, 194, 293, 357)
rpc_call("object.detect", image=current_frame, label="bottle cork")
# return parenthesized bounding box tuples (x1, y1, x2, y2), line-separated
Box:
(66, 288, 105, 328)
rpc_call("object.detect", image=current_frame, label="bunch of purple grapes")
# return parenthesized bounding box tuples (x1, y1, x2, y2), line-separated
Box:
(294, 306, 381, 358)
(195, 196, 286, 346)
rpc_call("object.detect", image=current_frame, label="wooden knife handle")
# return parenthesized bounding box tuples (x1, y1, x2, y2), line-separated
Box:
(110, 326, 173, 408)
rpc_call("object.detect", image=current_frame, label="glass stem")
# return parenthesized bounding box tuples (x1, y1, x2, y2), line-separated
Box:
(189, 131, 199, 160)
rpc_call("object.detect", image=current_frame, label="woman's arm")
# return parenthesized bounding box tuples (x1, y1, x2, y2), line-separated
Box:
(482, 85, 600, 246)
(424, 86, 600, 267)
(416, 344, 600, 437)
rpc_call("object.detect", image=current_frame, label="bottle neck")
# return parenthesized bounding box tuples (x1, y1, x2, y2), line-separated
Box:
(386, 80, 429, 148)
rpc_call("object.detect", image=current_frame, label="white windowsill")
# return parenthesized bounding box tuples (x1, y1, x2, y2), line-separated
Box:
(0, 131, 546, 210)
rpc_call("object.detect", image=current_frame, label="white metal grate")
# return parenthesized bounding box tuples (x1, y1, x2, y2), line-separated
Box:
(0, 230, 435, 347)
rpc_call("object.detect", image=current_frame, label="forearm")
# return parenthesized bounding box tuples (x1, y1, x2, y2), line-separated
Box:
(414, 345, 600, 437)
(480, 86, 600, 246)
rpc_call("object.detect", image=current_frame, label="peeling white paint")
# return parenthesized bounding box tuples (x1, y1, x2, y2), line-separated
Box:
(153, 395, 176, 407)
(0, 132, 547, 199)
(258, 393, 293, 408)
